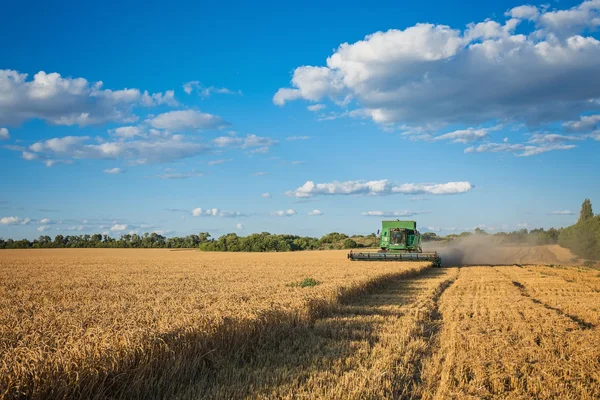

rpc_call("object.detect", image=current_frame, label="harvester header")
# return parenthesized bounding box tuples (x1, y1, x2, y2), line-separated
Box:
(348, 220, 441, 267)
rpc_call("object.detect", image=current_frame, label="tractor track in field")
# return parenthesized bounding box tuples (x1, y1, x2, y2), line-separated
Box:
(510, 279, 595, 330)
(402, 269, 459, 398)
(186, 265, 459, 399)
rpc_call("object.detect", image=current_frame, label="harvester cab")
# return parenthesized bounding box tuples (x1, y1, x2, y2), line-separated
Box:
(348, 220, 441, 267)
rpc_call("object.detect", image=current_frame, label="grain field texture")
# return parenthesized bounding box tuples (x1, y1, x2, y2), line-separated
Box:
(1, 248, 599, 399)
(0, 249, 428, 399)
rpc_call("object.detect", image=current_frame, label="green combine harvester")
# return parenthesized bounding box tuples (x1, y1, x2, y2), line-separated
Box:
(348, 220, 441, 267)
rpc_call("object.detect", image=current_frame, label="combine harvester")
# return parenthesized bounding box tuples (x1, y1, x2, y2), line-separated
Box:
(348, 220, 441, 267)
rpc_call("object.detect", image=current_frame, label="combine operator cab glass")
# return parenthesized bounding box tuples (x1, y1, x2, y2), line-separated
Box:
(390, 229, 407, 246)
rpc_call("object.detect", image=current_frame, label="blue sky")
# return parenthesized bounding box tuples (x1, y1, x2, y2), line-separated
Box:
(1, 0, 599, 239)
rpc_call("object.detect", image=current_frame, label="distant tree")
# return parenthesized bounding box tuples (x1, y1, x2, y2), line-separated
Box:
(474, 228, 488, 235)
(342, 238, 358, 249)
(53, 235, 65, 248)
(579, 199, 593, 223)
(198, 232, 211, 243)
(319, 232, 348, 244)
(421, 232, 438, 242)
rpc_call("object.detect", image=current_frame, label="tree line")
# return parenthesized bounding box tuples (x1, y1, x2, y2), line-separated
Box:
(0, 231, 375, 251)
(558, 199, 599, 260)
(1, 199, 598, 260)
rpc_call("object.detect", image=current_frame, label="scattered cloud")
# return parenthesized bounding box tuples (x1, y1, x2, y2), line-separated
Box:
(212, 134, 278, 153)
(156, 170, 203, 179)
(527, 134, 584, 145)
(251, 171, 269, 176)
(261, 192, 272, 199)
(286, 136, 311, 141)
(308, 209, 323, 216)
(104, 167, 124, 174)
(1, 216, 31, 225)
(465, 142, 577, 157)
(273, 1, 600, 134)
(213, 136, 242, 147)
(182, 81, 240, 97)
(37, 225, 50, 232)
(110, 224, 128, 232)
(192, 208, 248, 217)
(307, 104, 326, 112)
(0, 69, 177, 126)
(361, 210, 429, 217)
(271, 209, 297, 217)
(0, 128, 9, 140)
(165, 208, 188, 212)
(242, 134, 278, 150)
(39, 218, 51, 224)
(109, 126, 144, 139)
(549, 210, 576, 215)
(432, 127, 497, 144)
(207, 159, 232, 166)
(148, 109, 229, 132)
(286, 180, 473, 198)
(18, 133, 211, 165)
(236, 223, 245, 230)
(563, 114, 600, 132)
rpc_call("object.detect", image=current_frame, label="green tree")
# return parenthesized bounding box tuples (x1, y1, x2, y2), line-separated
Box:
(421, 232, 438, 241)
(342, 238, 358, 249)
(579, 199, 593, 223)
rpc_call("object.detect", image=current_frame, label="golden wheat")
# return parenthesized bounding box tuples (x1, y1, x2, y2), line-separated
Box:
(421, 266, 600, 399)
(1, 249, 599, 399)
(0, 249, 428, 399)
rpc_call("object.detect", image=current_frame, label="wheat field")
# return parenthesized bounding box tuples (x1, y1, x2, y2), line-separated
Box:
(1, 249, 599, 399)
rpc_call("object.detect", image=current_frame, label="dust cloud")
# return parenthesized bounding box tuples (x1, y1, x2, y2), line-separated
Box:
(423, 235, 559, 267)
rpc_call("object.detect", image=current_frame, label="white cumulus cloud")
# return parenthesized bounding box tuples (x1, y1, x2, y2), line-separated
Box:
(465, 142, 577, 157)
(308, 209, 323, 216)
(110, 224, 128, 232)
(563, 114, 600, 131)
(0, 128, 9, 140)
(212, 134, 279, 153)
(37, 225, 50, 232)
(104, 167, 124, 174)
(432, 127, 496, 143)
(307, 104, 326, 112)
(285, 180, 473, 198)
(0, 216, 30, 225)
(110, 126, 144, 139)
(20, 133, 210, 165)
(148, 110, 229, 131)
(271, 209, 297, 217)
(192, 208, 247, 217)
(236, 223, 245, 230)
(361, 210, 429, 217)
(274, 1, 600, 131)
(182, 81, 239, 97)
(1, 216, 21, 225)
(261, 192, 272, 199)
(0, 69, 177, 125)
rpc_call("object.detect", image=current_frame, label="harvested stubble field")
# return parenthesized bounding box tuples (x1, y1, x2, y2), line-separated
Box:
(1, 248, 599, 399)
